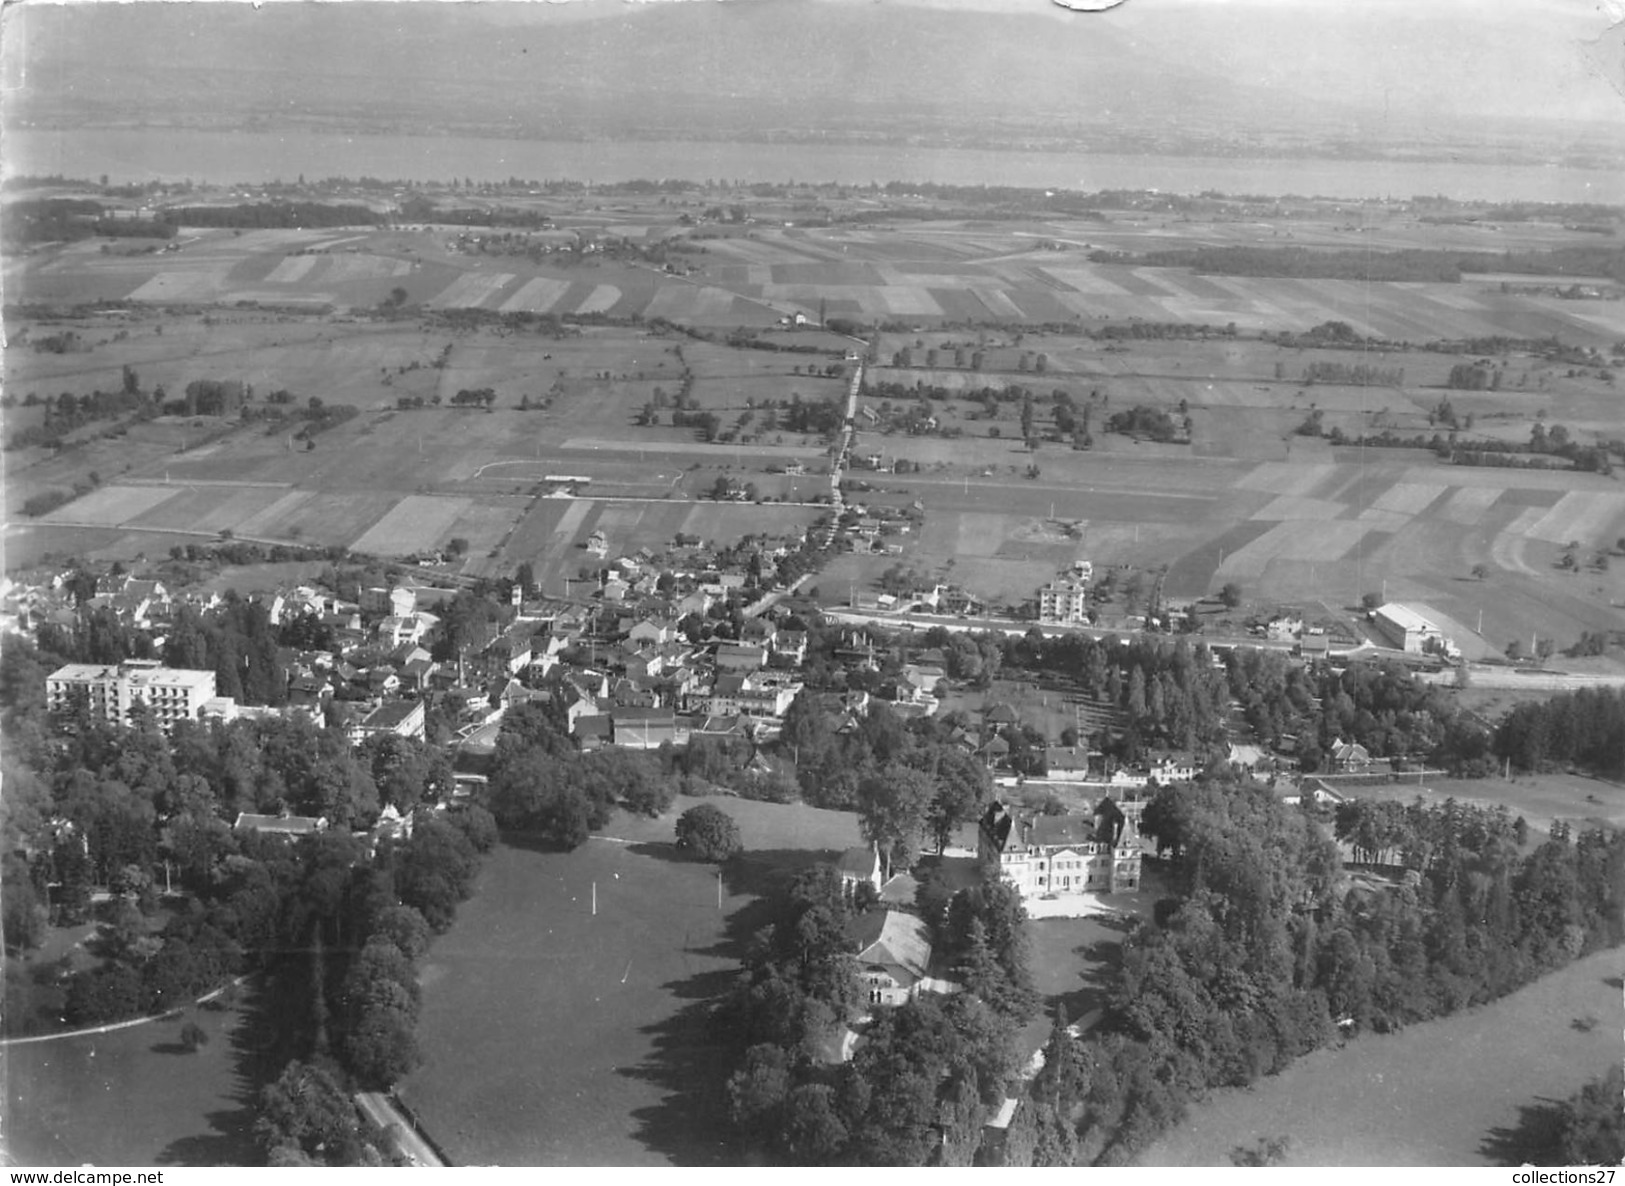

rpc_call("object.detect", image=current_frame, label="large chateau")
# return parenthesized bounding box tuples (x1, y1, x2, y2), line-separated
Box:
(977, 799, 1142, 900)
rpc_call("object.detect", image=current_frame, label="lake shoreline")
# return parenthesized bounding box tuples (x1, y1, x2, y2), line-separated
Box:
(10, 129, 1623, 205)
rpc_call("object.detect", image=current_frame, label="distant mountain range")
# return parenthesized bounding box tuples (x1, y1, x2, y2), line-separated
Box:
(6, 0, 1620, 163)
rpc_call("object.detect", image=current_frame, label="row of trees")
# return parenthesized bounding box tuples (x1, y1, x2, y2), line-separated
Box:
(1302, 361, 1404, 387)
(1135, 244, 1625, 285)
(158, 202, 387, 229)
(7, 378, 153, 452)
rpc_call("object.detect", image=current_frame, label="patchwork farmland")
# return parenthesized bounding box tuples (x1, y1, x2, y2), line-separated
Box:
(7, 186, 1623, 662)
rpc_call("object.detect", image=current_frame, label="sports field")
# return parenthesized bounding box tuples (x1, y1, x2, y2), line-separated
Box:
(398, 796, 870, 1166)
(1139, 946, 1624, 1166)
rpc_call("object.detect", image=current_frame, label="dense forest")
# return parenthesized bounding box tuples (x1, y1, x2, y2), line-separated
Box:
(4, 198, 176, 246)
(717, 862, 1037, 1164)
(1014, 779, 1625, 1165)
(156, 202, 387, 229)
(1494, 687, 1625, 779)
(2, 640, 496, 1129)
(1128, 244, 1625, 284)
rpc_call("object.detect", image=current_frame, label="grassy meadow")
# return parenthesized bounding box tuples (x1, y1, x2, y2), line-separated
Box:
(4, 986, 278, 1168)
(396, 795, 869, 1166)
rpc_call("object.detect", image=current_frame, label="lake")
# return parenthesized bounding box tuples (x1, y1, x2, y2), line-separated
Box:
(9, 129, 1622, 204)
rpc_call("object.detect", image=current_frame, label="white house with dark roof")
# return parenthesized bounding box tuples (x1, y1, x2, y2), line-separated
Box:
(850, 910, 937, 1007)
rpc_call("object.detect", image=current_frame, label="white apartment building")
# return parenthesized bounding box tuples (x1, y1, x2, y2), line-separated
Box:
(1038, 578, 1090, 625)
(46, 660, 217, 728)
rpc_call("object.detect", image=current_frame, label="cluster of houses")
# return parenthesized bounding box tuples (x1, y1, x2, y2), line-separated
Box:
(819, 500, 922, 559)
(17, 526, 838, 757)
(13, 554, 1394, 799)
(6, 571, 202, 641)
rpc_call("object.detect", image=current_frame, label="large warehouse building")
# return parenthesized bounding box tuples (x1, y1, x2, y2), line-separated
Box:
(1371, 602, 1447, 654)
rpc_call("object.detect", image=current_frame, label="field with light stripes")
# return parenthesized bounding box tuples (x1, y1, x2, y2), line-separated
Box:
(18, 213, 1623, 348)
(41, 484, 183, 526)
(349, 495, 473, 555)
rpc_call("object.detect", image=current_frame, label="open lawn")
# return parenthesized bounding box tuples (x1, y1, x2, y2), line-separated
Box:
(398, 795, 869, 1166)
(4, 987, 278, 1167)
(1138, 947, 1625, 1167)
(398, 835, 744, 1166)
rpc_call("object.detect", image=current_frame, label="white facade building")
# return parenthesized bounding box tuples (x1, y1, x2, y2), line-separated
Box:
(978, 801, 1141, 899)
(1039, 578, 1090, 625)
(46, 660, 217, 728)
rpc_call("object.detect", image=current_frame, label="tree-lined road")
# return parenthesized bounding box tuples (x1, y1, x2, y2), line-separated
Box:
(355, 1091, 446, 1167)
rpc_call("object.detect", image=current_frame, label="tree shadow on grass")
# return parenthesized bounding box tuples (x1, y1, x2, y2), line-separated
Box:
(1049, 934, 1127, 1026)
(614, 847, 844, 1165)
(724, 847, 843, 900)
(1480, 1099, 1568, 1167)
(149, 1041, 194, 1056)
(498, 829, 582, 857)
(627, 840, 698, 866)
(155, 980, 283, 1167)
(616, 955, 748, 1164)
